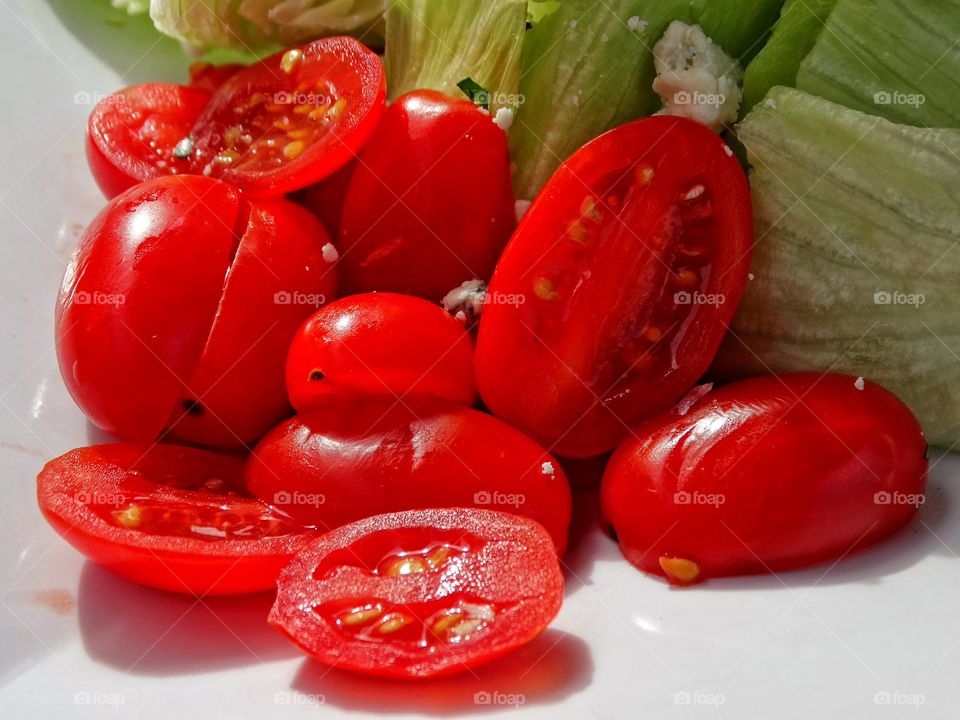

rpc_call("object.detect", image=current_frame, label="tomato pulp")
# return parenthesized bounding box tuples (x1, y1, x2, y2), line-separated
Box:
(476, 117, 753, 457)
(270, 508, 563, 678)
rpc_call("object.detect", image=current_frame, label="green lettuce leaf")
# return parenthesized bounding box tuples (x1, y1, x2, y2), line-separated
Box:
(715, 87, 960, 447)
(510, 0, 784, 200)
(384, 0, 526, 111)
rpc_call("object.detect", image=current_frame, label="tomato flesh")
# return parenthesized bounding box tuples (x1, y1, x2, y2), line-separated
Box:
(86, 83, 211, 199)
(269, 508, 563, 678)
(56, 175, 337, 447)
(285, 292, 476, 411)
(245, 400, 572, 553)
(601, 373, 928, 585)
(476, 117, 753, 458)
(338, 90, 515, 301)
(37, 443, 312, 595)
(189, 37, 386, 197)
(188, 62, 245, 93)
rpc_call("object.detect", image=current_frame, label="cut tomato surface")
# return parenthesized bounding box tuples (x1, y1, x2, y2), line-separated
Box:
(37, 443, 313, 595)
(476, 116, 753, 458)
(86, 83, 211, 199)
(269, 508, 564, 678)
(189, 37, 386, 197)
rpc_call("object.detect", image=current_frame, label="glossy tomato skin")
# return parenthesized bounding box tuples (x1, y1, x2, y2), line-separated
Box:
(56, 175, 337, 447)
(188, 62, 245, 93)
(270, 508, 563, 678)
(291, 159, 356, 237)
(601, 373, 928, 586)
(166, 199, 338, 447)
(37, 443, 313, 595)
(476, 117, 753, 458)
(286, 292, 476, 411)
(190, 37, 386, 197)
(86, 83, 211, 199)
(338, 90, 515, 301)
(245, 401, 571, 553)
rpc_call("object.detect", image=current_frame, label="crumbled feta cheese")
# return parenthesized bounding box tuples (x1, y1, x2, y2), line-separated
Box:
(493, 107, 514, 131)
(541, 461, 556, 477)
(651, 21, 743, 132)
(514, 199, 532, 223)
(627, 16, 647, 33)
(748, 273, 755, 281)
(442, 280, 488, 325)
(321, 243, 339, 263)
(723, 144, 734, 157)
(855, 376, 865, 391)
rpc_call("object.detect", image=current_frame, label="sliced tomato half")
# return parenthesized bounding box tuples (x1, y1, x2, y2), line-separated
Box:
(269, 508, 564, 678)
(189, 37, 386, 197)
(37, 443, 313, 595)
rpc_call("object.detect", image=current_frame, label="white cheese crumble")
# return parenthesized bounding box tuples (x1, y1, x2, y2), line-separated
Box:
(723, 144, 734, 157)
(651, 21, 743, 132)
(442, 280, 487, 324)
(855, 376, 865, 391)
(493, 107, 514, 131)
(321, 242, 339, 263)
(541, 461, 556, 477)
(748, 273, 755, 281)
(627, 16, 647, 33)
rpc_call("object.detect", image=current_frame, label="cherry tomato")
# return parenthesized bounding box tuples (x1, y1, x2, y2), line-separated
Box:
(188, 62, 245, 93)
(56, 175, 338, 447)
(269, 508, 563, 678)
(290, 159, 356, 237)
(189, 37, 386, 197)
(37, 443, 313, 595)
(286, 292, 476, 411)
(601, 373, 928, 586)
(338, 90, 515, 301)
(475, 117, 753, 458)
(86, 83, 210, 199)
(245, 401, 571, 553)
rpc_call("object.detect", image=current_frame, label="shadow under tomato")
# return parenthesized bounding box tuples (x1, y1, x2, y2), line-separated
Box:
(77, 562, 299, 675)
(290, 629, 592, 715)
(560, 490, 622, 597)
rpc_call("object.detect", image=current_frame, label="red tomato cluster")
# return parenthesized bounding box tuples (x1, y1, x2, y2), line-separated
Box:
(39, 38, 928, 680)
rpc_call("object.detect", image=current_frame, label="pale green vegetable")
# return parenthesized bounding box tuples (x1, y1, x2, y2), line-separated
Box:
(384, 0, 526, 111)
(149, 0, 384, 53)
(716, 87, 960, 447)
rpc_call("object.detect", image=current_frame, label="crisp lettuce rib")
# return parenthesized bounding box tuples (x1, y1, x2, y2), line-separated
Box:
(716, 86, 960, 447)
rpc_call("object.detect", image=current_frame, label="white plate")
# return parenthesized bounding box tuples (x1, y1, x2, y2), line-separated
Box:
(2, 2, 960, 718)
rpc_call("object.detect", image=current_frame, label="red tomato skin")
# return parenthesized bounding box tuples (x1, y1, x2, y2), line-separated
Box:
(167, 200, 338, 448)
(245, 401, 571, 553)
(601, 373, 928, 585)
(269, 508, 563, 678)
(286, 292, 475, 411)
(37, 444, 313, 595)
(188, 62, 245, 93)
(86, 83, 211, 199)
(190, 37, 386, 197)
(56, 176, 245, 440)
(337, 90, 516, 301)
(475, 117, 754, 458)
(291, 159, 356, 237)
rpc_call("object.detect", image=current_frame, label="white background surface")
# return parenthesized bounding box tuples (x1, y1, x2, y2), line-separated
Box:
(1, 1, 959, 718)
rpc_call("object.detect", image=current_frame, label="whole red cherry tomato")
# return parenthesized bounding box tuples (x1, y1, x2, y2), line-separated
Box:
(189, 37, 386, 197)
(37, 443, 313, 595)
(56, 175, 338, 448)
(286, 292, 476, 411)
(86, 83, 210, 199)
(475, 116, 753, 458)
(270, 508, 563, 678)
(337, 90, 516, 301)
(245, 401, 571, 553)
(601, 373, 928, 586)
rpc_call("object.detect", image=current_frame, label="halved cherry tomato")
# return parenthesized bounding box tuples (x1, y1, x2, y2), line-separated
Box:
(188, 62, 245, 93)
(86, 83, 210, 199)
(37, 443, 313, 595)
(269, 508, 563, 678)
(338, 90, 515, 301)
(286, 292, 476, 411)
(245, 401, 571, 553)
(475, 117, 753, 458)
(601, 373, 928, 586)
(56, 175, 338, 448)
(189, 37, 386, 197)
